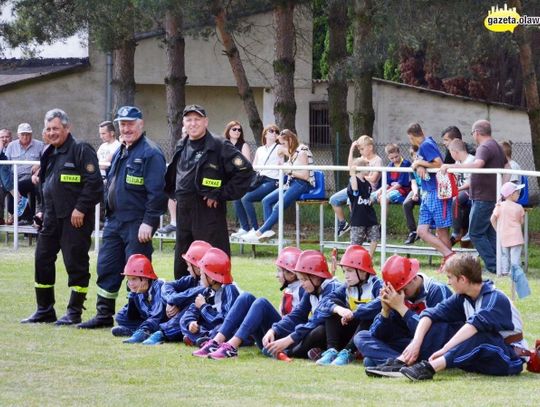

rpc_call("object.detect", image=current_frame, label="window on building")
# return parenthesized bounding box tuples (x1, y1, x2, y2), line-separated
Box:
(309, 102, 330, 146)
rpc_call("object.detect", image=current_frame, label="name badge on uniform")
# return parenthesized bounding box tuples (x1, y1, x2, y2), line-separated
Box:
(126, 175, 144, 185)
(202, 178, 222, 188)
(63, 162, 76, 168)
(60, 174, 81, 183)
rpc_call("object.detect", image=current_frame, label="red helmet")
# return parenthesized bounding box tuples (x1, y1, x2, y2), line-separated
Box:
(382, 255, 419, 291)
(527, 340, 540, 373)
(182, 240, 212, 267)
(275, 247, 302, 271)
(339, 245, 376, 275)
(121, 254, 158, 280)
(199, 248, 233, 284)
(294, 250, 332, 279)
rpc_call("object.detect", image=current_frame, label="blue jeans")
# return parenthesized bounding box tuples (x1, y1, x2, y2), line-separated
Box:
(329, 187, 348, 206)
(234, 180, 277, 230)
(469, 200, 496, 272)
(259, 178, 311, 233)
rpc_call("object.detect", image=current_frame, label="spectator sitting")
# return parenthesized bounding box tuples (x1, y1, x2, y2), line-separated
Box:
(447, 139, 475, 245)
(242, 129, 314, 242)
(441, 126, 475, 164)
(231, 124, 282, 238)
(0, 128, 13, 225)
(403, 145, 423, 244)
(500, 140, 521, 183)
(373, 143, 411, 204)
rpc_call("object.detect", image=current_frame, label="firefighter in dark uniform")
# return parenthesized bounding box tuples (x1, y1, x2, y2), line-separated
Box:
(165, 104, 255, 279)
(21, 109, 103, 325)
(79, 106, 167, 329)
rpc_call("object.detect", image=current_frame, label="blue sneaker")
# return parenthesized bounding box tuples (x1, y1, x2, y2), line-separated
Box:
(332, 349, 355, 366)
(17, 196, 28, 218)
(123, 329, 150, 344)
(142, 330, 165, 345)
(111, 325, 133, 337)
(316, 348, 338, 365)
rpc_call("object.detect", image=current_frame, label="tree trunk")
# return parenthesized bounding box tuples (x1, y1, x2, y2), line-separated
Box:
(510, 0, 540, 171)
(352, 0, 375, 138)
(164, 9, 187, 158)
(212, 0, 264, 143)
(273, 1, 297, 133)
(327, 0, 350, 189)
(111, 38, 137, 118)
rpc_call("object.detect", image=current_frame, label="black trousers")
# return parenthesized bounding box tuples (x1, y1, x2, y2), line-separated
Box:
(286, 325, 327, 359)
(174, 194, 231, 279)
(325, 313, 372, 351)
(34, 214, 94, 288)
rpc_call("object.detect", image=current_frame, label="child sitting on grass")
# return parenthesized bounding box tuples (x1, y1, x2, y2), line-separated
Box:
(112, 254, 166, 344)
(179, 248, 241, 345)
(143, 240, 211, 345)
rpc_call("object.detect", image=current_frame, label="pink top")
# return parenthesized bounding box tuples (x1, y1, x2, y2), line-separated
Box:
(491, 200, 524, 247)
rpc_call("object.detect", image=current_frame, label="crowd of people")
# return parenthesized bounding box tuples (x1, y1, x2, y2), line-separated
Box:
(4, 104, 537, 380)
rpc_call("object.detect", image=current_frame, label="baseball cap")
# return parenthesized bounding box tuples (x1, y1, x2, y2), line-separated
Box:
(114, 106, 143, 122)
(501, 181, 525, 199)
(182, 104, 207, 118)
(17, 123, 33, 134)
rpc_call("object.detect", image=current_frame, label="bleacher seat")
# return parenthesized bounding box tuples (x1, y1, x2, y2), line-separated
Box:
(299, 171, 325, 200)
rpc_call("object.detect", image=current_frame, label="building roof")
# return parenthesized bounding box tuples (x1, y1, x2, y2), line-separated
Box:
(0, 58, 89, 90)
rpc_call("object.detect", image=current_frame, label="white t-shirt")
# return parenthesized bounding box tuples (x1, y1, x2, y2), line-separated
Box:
(255, 143, 281, 180)
(97, 140, 121, 176)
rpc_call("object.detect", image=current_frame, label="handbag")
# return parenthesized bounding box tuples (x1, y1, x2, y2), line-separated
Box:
(249, 143, 278, 191)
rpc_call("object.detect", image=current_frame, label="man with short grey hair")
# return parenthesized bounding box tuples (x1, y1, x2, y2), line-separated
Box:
(0, 128, 13, 224)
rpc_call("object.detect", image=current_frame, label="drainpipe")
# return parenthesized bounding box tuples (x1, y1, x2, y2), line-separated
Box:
(105, 52, 113, 120)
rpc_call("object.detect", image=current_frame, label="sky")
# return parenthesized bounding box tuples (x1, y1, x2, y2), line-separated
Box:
(1, 3, 88, 58)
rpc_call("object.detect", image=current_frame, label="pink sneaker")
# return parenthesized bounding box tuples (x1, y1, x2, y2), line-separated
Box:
(192, 339, 219, 357)
(208, 342, 238, 360)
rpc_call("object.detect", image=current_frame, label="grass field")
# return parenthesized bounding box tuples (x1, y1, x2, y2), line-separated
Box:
(1, 244, 539, 407)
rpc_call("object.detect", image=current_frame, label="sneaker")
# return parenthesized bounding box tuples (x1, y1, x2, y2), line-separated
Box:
(400, 360, 436, 381)
(337, 221, 351, 238)
(17, 196, 28, 218)
(241, 230, 261, 243)
(142, 330, 165, 345)
(307, 347, 323, 361)
(316, 348, 338, 365)
(5, 214, 13, 225)
(111, 325, 133, 337)
(157, 224, 176, 234)
(192, 339, 219, 357)
(365, 358, 406, 378)
(195, 336, 211, 348)
(183, 336, 194, 347)
(461, 232, 470, 242)
(332, 349, 355, 366)
(262, 347, 292, 362)
(259, 230, 276, 240)
(230, 228, 249, 238)
(404, 231, 417, 245)
(123, 329, 150, 344)
(208, 342, 238, 360)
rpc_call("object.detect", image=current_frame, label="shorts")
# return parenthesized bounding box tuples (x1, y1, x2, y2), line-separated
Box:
(370, 189, 406, 204)
(329, 188, 349, 206)
(351, 225, 380, 245)
(418, 190, 452, 229)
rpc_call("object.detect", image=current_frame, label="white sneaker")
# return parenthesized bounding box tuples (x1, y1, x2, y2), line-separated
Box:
(241, 230, 261, 242)
(231, 228, 249, 238)
(259, 230, 276, 240)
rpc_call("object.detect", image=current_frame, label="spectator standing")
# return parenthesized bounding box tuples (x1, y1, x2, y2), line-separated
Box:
(440, 126, 475, 164)
(403, 145, 422, 244)
(79, 106, 168, 329)
(441, 120, 507, 273)
(500, 141, 521, 183)
(96, 121, 121, 178)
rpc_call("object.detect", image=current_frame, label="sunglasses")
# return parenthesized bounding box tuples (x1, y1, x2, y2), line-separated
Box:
(231, 127, 242, 132)
(267, 129, 279, 134)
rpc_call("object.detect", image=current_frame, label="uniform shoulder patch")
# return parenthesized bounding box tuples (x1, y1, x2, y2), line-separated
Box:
(233, 156, 245, 168)
(86, 163, 96, 173)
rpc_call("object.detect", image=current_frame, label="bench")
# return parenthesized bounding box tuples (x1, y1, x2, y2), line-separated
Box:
(0, 225, 39, 245)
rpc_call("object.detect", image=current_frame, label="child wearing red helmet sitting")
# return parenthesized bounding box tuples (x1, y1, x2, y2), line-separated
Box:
(143, 240, 211, 345)
(192, 247, 304, 359)
(262, 250, 341, 359)
(112, 254, 167, 344)
(179, 248, 241, 345)
(356, 254, 459, 376)
(313, 245, 383, 366)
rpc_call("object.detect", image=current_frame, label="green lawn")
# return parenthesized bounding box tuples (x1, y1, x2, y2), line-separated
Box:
(0, 244, 539, 407)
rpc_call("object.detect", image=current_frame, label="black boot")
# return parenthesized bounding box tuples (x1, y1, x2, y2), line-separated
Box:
(55, 290, 87, 326)
(21, 287, 57, 323)
(77, 295, 115, 329)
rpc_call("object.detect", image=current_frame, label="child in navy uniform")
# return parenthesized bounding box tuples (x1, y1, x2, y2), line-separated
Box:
(180, 248, 241, 345)
(193, 247, 304, 359)
(349, 157, 380, 257)
(112, 254, 167, 344)
(356, 255, 457, 375)
(314, 245, 382, 366)
(400, 254, 527, 381)
(143, 240, 210, 345)
(262, 250, 341, 359)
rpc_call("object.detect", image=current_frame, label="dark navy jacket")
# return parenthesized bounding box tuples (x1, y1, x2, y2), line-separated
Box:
(120, 279, 167, 333)
(161, 275, 205, 309)
(106, 133, 167, 228)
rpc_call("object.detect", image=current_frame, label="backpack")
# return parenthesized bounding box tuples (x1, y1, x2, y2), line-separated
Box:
(436, 172, 458, 219)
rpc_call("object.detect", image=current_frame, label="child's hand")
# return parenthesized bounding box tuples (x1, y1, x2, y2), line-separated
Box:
(166, 304, 179, 318)
(195, 294, 206, 309)
(336, 306, 353, 322)
(188, 321, 199, 333)
(349, 166, 357, 177)
(262, 329, 275, 347)
(401, 339, 421, 365)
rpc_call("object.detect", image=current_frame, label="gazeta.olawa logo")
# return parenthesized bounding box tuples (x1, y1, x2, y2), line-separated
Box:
(484, 4, 540, 32)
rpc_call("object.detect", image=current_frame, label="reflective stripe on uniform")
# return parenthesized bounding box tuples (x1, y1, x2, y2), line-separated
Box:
(35, 283, 54, 288)
(97, 287, 119, 299)
(201, 177, 222, 188)
(60, 174, 81, 183)
(71, 286, 88, 294)
(126, 175, 144, 185)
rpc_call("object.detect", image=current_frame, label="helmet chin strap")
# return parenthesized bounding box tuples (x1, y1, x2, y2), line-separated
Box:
(308, 275, 321, 294)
